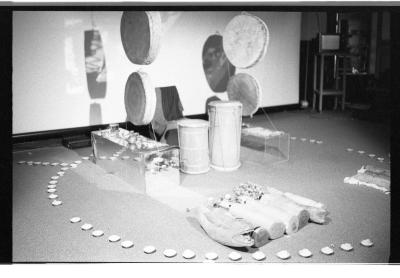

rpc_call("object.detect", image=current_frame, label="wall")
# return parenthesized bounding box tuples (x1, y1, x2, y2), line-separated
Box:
(301, 12, 327, 41)
(13, 11, 301, 134)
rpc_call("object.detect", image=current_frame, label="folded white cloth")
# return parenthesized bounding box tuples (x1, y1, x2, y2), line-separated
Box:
(344, 165, 390, 193)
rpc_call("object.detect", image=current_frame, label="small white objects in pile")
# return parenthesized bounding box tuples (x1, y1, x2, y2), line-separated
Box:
(182, 249, 196, 259)
(81, 223, 93, 231)
(360, 239, 374, 247)
(276, 250, 291, 260)
(233, 182, 264, 200)
(252, 251, 266, 261)
(92, 230, 104, 237)
(108, 235, 121, 242)
(340, 243, 353, 251)
(143, 245, 157, 254)
(205, 252, 218, 260)
(121, 240, 134, 249)
(298, 248, 312, 258)
(163, 249, 177, 258)
(228, 251, 242, 261)
(70, 217, 81, 223)
(51, 200, 62, 206)
(320, 246, 334, 255)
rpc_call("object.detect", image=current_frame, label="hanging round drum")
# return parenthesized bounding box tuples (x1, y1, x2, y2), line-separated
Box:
(120, 11, 162, 65)
(124, 71, 156, 126)
(227, 73, 261, 117)
(223, 12, 269, 69)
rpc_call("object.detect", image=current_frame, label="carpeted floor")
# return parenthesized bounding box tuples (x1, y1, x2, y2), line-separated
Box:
(13, 109, 390, 263)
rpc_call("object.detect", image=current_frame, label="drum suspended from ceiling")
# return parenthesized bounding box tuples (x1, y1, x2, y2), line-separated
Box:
(223, 12, 269, 69)
(227, 73, 261, 117)
(124, 71, 156, 126)
(120, 11, 162, 65)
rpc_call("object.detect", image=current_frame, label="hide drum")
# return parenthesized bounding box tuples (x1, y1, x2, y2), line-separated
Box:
(120, 11, 162, 65)
(177, 119, 210, 174)
(208, 101, 243, 171)
(227, 73, 261, 117)
(223, 13, 269, 69)
(124, 71, 156, 126)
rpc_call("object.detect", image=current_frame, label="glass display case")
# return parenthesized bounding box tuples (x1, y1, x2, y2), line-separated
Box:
(91, 125, 180, 193)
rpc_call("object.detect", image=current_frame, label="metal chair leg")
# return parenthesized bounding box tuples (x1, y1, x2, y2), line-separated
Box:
(312, 92, 316, 111)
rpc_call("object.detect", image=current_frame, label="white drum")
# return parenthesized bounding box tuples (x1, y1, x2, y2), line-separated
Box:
(177, 119, 210, 174)
(208, 101, 243, 171)
(223, 12, 269, 69)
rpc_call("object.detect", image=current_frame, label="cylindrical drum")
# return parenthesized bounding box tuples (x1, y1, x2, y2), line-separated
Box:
(120, 11, 162, 65)
(208, 101, 243, 171)
(177, 119, 210, 174)
(124, 71, 156, 126)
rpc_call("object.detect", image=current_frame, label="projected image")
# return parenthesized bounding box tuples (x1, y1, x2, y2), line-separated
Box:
(89, 102, 103, 126)
(202, 34, 236, 93)
(84, 29, 107, 99)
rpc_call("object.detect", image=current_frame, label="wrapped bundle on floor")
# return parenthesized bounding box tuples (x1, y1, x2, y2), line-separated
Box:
(239, 196, 300, 235)
(192, 205, 270, 248)
(275, 190, 328, 224)
(235, 182, 329, 225)
(226, 201, 286, 239)
(259, 194, 310, 230)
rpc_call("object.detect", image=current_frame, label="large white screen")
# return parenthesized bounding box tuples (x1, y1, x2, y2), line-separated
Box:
(13, 11, 301, 134)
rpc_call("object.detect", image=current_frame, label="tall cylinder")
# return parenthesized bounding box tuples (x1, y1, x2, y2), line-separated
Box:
(177, 119, 210, 174)
(208, 100, 242, 171)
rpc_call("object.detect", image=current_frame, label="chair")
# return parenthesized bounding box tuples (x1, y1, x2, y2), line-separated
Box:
(313, 52, 349, 112)
(150, 86, 184, 145)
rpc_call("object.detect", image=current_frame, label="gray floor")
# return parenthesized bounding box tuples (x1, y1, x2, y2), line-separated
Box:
(13, 110, 390, 262)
